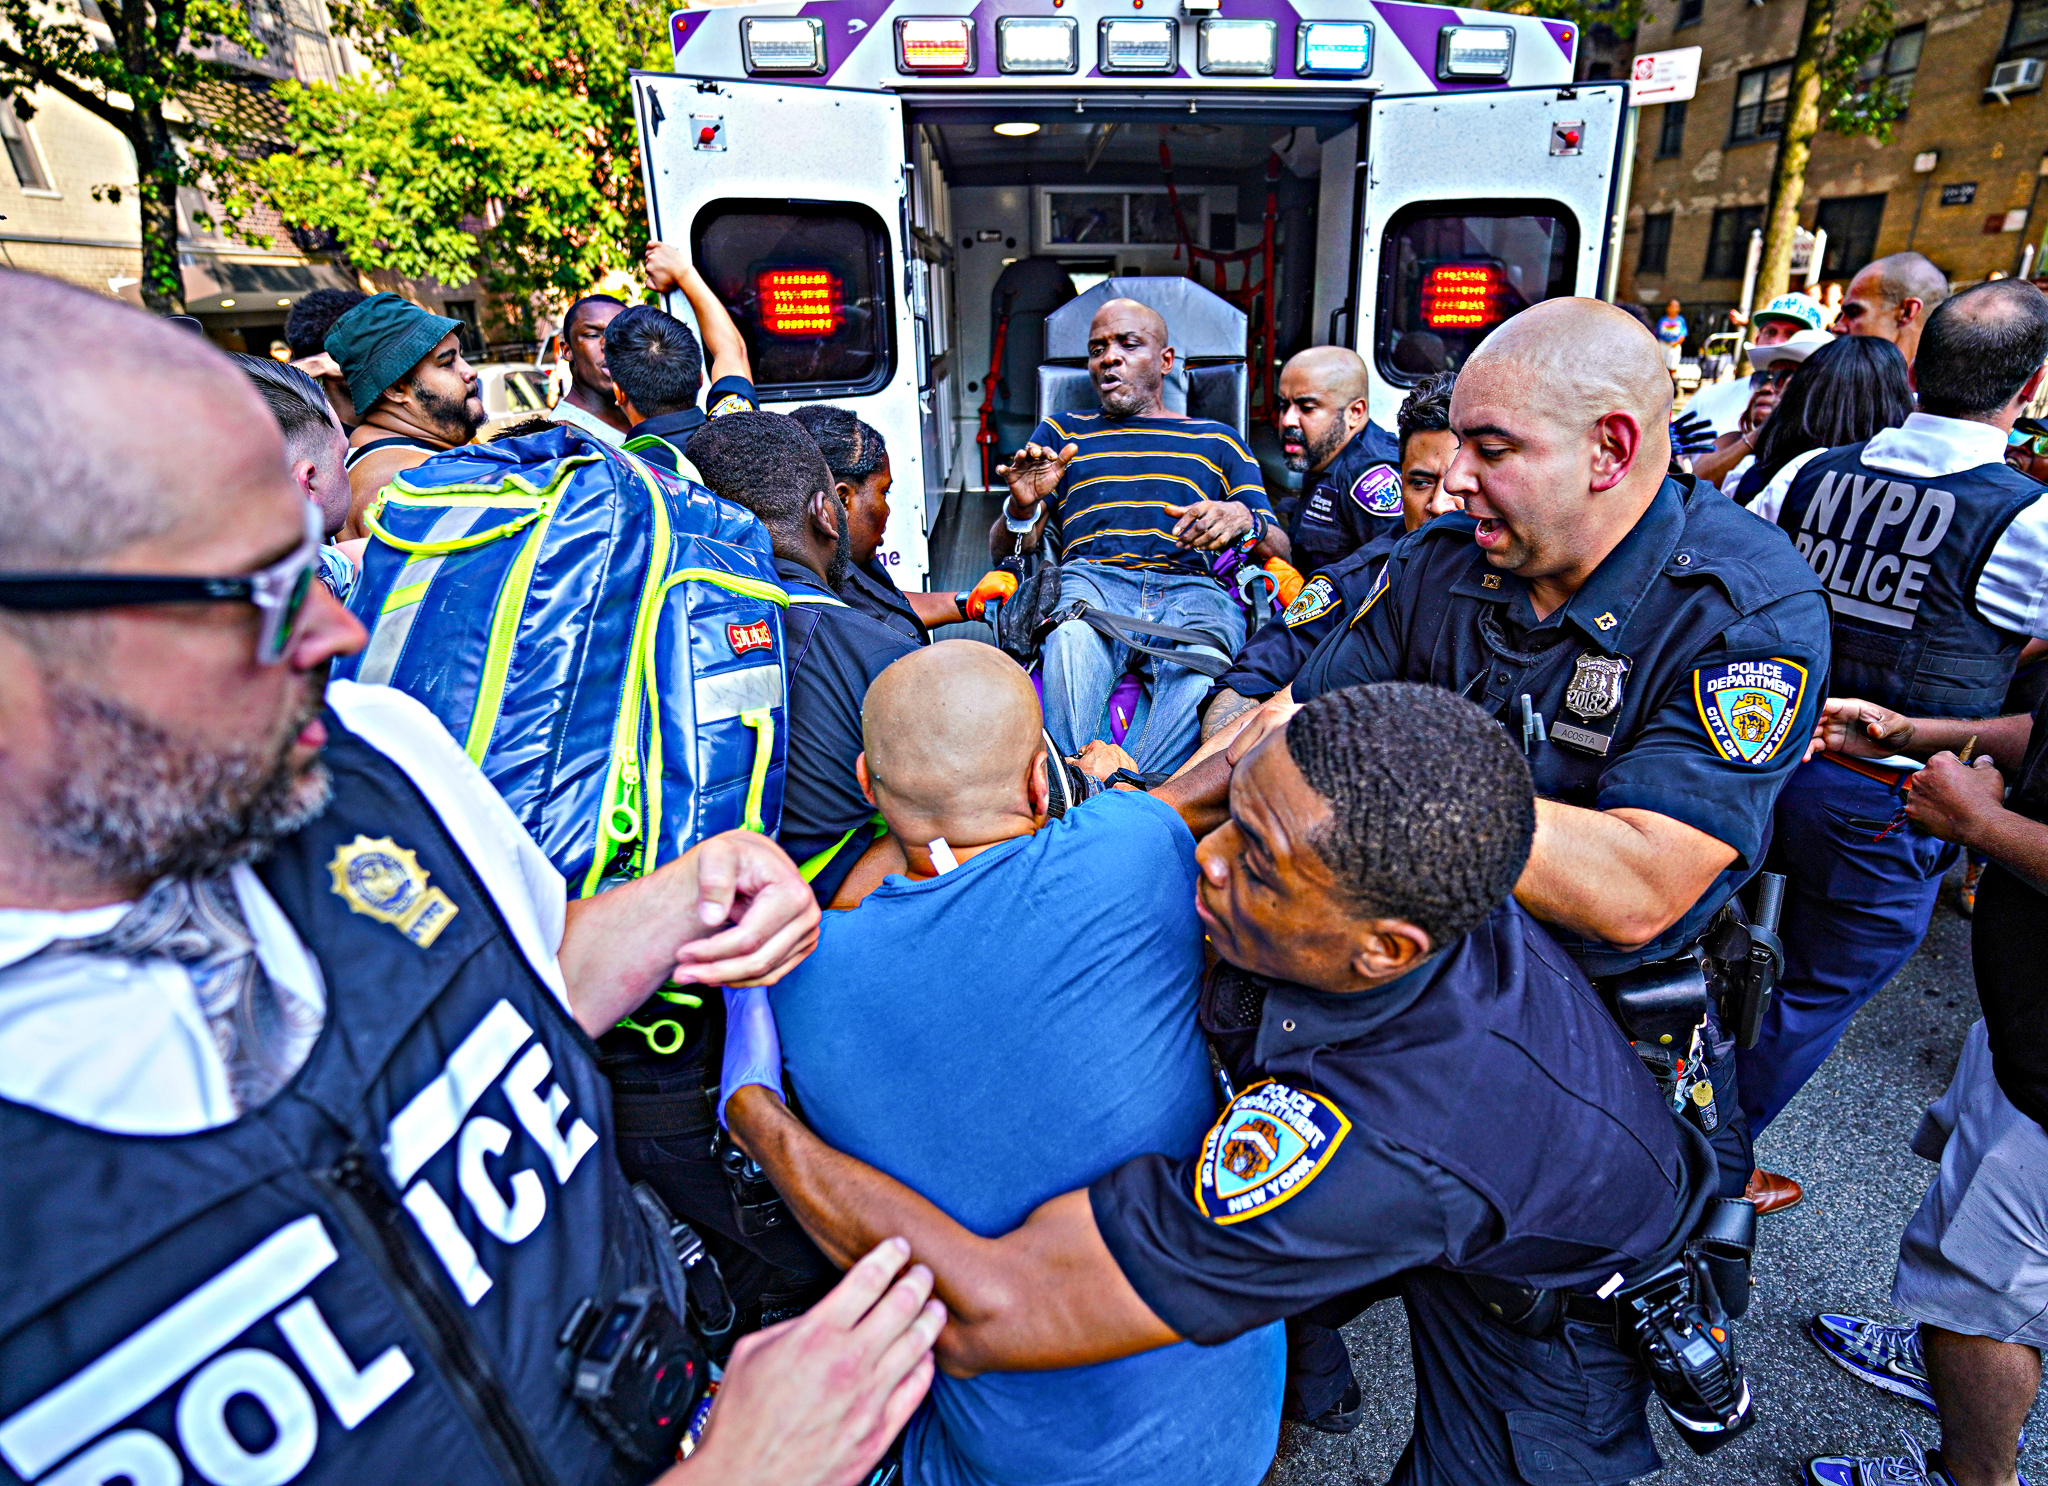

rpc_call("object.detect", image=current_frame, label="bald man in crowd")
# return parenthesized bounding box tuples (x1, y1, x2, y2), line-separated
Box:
(1835, 251, 1950, 367)
(762, 640, 1285, 1486)
(1255, 297, 1831, 1220)
(1277, 345, 1405, 575)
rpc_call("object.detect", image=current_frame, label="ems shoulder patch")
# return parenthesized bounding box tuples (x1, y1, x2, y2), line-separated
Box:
(1282, 576, 1338, 628)
(1196, 1080, 1352, 1224)
(709, 392, 756, 418)
(1350, 463, 1402, 518)
(1347, 563, 1392, 629)
(1693, 657, 1808, 763)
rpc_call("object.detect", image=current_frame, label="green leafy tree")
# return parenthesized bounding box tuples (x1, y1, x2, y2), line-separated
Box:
(1494, 0, 1656, 60)
(0, 0, 271, 312)
(1756, 0, 1906, 303)
(234, 0, 668, 313)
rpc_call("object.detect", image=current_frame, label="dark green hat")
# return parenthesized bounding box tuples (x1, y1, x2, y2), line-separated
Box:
(326, 292, 463, 412)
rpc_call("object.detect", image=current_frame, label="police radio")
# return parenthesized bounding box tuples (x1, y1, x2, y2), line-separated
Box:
(1616, 1198, 1759, 1455)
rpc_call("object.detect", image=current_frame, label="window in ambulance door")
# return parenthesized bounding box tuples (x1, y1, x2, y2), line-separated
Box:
(1374, 202, 1576, 384)
(693, 201, 895, 398)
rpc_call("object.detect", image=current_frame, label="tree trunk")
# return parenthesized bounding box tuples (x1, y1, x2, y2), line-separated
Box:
(132, 108, 186, 316)
(1757, 0, 1836, 304)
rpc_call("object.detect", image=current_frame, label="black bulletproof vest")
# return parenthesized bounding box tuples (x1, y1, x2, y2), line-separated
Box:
(0, 720, 667, 1486)
(1205, 902, 1693, 1290)
(1776, 443, 2042, 717)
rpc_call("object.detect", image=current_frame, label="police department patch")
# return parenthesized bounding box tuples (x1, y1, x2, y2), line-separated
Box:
(1196, 1080, 1352, 1224)
(1350, 463, 1402, 518)
(1693, 657, 1809, 763)
(709, 392, 755, 418)
(1282, 576, 1338, 628)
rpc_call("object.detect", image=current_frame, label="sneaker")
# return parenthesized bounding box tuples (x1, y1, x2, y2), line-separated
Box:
(1808, 1314, 1936, 1414)
(1806, 1429, 1944, 1485)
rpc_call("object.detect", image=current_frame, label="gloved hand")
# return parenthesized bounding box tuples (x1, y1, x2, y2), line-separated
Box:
(1263, 556, 1306, 609)
(719, 985, 783, 1127)
(1670, 411, 1718, 458)
(964, 569, 1018, 622)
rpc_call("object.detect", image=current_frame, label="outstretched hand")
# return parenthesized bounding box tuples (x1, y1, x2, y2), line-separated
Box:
(997, 442, 1078, 514)
(1806, 696, 1915, 763)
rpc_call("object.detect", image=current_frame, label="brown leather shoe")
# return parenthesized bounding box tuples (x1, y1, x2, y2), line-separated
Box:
(1744, 1167, 1804, 1215)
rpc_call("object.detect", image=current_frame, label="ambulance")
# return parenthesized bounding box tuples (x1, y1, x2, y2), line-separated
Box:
(633, 0, 1629, 588)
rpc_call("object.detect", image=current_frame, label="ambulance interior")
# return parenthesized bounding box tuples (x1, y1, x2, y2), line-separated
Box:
(687, 105, 1582, 596)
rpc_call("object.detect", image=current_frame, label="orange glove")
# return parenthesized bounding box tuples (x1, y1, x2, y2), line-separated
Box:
(1263, 557, 1305, 610)
(965, 569, 1018, 622)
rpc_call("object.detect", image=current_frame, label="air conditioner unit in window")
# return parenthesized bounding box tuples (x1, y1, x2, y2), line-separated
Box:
(1987, 56, 2045, 103)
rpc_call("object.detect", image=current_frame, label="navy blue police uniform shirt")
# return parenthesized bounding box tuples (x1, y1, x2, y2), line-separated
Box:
(1295, 478, 1831, 978)
(1286, 428, 1404, 578)
(839, 556, 928, 647)
(1209, 530, 1400, 707)
(775, 556, 919, 903)
(1029, 411, 1272, 578)
(622, 374, 760, 474)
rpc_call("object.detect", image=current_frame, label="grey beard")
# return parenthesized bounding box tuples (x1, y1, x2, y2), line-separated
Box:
(1283, 423, 1347, 476)
(1098, 381, 1155, 419)
(28, 684, 333, 881)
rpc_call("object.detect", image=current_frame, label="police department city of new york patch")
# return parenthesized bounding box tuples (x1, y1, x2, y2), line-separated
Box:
(328, 834, 459, 948)
(709, 392, 755, 418)
(1350, 463, 1402, 518)
(1196, 1080, 1352, 1224)
(1693, 658, 1809, 764)
(1282, 576, 1338, 629)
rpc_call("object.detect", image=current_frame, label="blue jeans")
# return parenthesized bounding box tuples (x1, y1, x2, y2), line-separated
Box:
(1041, 562, 1245, 774)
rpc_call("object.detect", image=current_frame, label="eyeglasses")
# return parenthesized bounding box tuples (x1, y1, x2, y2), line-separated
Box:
(0, 503, 324, 665)
(2010, 426, 2048, 458)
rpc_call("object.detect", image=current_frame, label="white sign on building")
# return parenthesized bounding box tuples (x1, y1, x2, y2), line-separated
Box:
(1629, 46, 1702, 107)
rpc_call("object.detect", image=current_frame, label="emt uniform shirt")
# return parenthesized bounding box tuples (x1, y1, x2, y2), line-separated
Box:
(1029, 411, 1271, 579)
(621, 375, 761, 475)
(1285, 431, 1404, 579)
(1295, 477, 1831, 978)
(839, 557, 928, 646)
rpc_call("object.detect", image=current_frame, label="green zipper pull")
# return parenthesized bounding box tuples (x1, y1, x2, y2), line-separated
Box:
(608, 756, 643, 846)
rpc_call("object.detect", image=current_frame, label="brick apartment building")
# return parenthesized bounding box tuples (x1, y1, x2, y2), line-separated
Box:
(1617, 0, 2048, 344)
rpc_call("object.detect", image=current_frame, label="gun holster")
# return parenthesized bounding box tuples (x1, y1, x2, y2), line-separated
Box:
(1598, 957, 1712, 1099)
(1699, 899, 1784, 1051)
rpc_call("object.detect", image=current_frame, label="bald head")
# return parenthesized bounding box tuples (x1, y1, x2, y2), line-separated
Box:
(861, 641, 1045, 834)
(1842, 253, 1949, 361)
(1278, 346, 1372, 475)
(1283, 346, 1371, 406)
(1465, 297, 1674, 431)
(1090, 298, 1168, 348)
(1859, 253, 1950, 316)
(1088, 299, 1175, 418)
(0, 272, 285, 569)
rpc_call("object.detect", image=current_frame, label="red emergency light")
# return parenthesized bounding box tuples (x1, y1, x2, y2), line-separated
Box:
(1420, 263, 1508, 331)
(757, 268, 844, 337)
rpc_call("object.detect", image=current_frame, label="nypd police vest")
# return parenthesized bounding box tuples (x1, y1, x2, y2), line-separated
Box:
(1776, 443, 2043, 717)
(0, 720, 671, 1486)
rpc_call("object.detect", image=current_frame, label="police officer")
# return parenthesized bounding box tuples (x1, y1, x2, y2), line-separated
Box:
(1286, 298, 1831, 1211)
(1734, 280, 2048, 1203)
(1277, 346, 1404, 576)
(0, 279, 935, 1486)
(726, 684, 1731, 1485)
(1200, 370, 1461, 745)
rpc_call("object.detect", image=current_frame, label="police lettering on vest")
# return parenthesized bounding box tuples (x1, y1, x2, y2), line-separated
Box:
(0, 723, 672, 1486)
(1775, 444, 2043, 717)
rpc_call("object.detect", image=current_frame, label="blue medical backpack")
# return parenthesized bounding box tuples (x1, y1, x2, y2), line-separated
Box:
(334, 427, 789, 897)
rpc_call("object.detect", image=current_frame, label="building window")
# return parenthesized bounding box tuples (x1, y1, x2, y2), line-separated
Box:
(2003, 0, 2048, 57)
(0, 99, 52, 192)
(1856, 24, 1923, 108)
(1639, 212, 1673, 274)
(1816, 194, 1888, 276)
(1730, 61, 1794, 143)
(1678, 0, 1704, 27)
(1657, 100, 1688, 158)
(1703, 204, 1765, 278)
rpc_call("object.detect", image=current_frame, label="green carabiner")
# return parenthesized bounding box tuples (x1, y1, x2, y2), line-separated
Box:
(613, 987, 704, 1056)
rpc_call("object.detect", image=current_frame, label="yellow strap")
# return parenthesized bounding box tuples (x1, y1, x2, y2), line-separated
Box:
(363, 504, 546, 557)
(797, 811, 888, 882)
(740, 706, 775, 834)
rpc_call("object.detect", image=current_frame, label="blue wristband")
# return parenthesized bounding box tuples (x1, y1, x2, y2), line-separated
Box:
(718, 985, 784, 1128)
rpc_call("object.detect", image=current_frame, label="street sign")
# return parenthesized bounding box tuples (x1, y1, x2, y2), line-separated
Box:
(1629, 46, 1701, 106)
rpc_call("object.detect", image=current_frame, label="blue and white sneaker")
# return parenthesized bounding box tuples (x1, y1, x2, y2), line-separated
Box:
(1809, 1313, 1936, 1414)
(1806, 1428, 2031, 1486)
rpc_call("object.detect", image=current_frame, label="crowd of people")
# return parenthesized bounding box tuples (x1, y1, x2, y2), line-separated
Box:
(1, 234, 2046, 1486)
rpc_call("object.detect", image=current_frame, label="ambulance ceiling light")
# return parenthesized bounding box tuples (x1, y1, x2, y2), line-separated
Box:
(896, 17, 975, 73)
(1437, 25, 1513, 80)
(993, 121, 1042, 136)
(740, 15, 827, 75)
(1099, 16, 1177, 73)
(1297, 20, 1372, 76)
(758, 268, 844, 337)
(997, 15, 1079, 73)
(1419, 262, 1507, 330)
(1197, 18, 1275, 75)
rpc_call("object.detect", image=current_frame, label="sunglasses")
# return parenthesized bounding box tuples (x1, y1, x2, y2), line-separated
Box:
(2010, 426, 2048, 459)
(0, 502, 324, 665)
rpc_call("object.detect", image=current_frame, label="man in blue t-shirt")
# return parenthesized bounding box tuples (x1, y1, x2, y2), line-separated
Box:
(768, 640, 1284, 1486)
(988, 299, 1286, 774)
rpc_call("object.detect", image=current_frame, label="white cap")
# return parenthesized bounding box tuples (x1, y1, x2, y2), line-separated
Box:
(1748, 328, 1834, 369)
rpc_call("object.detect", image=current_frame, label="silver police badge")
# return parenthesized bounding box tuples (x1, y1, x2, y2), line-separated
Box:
(1564, 654, 1630, 721)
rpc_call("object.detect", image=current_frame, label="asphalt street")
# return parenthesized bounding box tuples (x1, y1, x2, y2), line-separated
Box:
(1265, 865, 2044, 1485)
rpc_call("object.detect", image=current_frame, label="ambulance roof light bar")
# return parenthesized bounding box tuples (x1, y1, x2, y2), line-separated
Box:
(1197, 18, 1276, 75)
(1437, 25, 1514, 81)
(1098, 16, 1177, 73)
(896, 16, 974, 73)
(741, 15, 826, 75)
(1296, 20, 1372, 76)
(996, 15, 1079, 73)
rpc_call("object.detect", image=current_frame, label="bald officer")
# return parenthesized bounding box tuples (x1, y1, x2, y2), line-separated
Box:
(1277, 346, 1403, 576)
(1287, 299, 1831, 1203)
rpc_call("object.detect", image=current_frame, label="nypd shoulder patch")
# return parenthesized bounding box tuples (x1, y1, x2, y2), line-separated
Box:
(709, 392, 757, 418)
(1693, 657, 1808, 763)
(1350, 463, 1402, 518)
(1282, 576, 1338, 629)
(1196, 1080, 1352, 1224)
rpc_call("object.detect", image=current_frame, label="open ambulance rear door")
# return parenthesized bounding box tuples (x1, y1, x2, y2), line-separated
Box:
(632, 74, 932, 585)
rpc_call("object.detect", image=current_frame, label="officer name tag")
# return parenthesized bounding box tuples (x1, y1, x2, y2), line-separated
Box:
(1196, 1080, 1351, 1224)
(329, 835, 459, 948)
